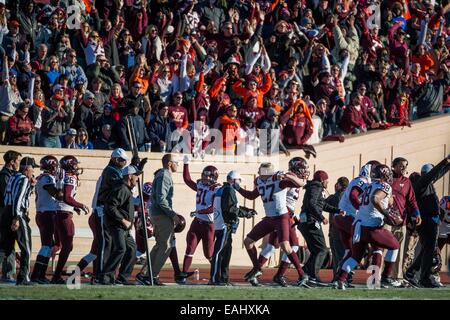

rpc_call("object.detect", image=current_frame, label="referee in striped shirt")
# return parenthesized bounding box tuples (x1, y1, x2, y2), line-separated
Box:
(0, 156, 38, 285)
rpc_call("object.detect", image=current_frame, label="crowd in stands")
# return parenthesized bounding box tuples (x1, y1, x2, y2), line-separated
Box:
(0, 0, 450, 156)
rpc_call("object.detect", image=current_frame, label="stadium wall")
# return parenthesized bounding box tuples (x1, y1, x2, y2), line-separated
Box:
(1, 114, 449, 270)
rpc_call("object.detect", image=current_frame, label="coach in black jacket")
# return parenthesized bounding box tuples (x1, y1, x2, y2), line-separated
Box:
(99, 165, 139, 285)
(405, 154, 450, 287)
(210, 171, 255, 285)
(298, 170, 341, 286)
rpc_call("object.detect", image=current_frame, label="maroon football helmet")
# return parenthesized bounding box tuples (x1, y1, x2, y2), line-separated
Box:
(366, 160, 381, 178)
(60, 155, 83, 175)
(201, 165, 219, 183)
(373, 164, 393, 184)
(288, 157, 310, 179)
(40, 155, 59, 174)
(174, 214, 186, 233)
(384, 207, 403, 226)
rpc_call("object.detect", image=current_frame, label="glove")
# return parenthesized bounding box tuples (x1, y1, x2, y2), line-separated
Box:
(131, 155, 140, 167)
(183, 155, 191, 164)
(238, 206, 257, 218)
(81, 205, 90, 215)
(137, 157, 148, 172)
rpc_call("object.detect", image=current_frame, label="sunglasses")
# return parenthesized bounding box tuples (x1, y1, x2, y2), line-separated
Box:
(175, 96, 182, 99)
(133, 86, 142, 89)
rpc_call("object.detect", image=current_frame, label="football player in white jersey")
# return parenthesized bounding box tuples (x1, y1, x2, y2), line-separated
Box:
(335, 161, 381, 280)
(52, 155, 89, 284)
(256, 157, 310, 287)
(237, 162, 309, 287)
(176, 155, 221, 284)
(336, 165, 400, 289)
(30, 156, 62, 284)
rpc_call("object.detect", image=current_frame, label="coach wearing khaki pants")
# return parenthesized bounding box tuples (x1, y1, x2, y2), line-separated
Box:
(138, 154, 181, 285)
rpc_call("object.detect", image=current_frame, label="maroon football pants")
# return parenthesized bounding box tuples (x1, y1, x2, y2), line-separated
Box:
(53, 211, 75, 280)
(31, 212, 56, 280)
(183, 218, 215, 273)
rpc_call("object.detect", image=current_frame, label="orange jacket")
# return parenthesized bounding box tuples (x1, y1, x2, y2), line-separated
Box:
(232, 73, 272, 108)
(411, 53, 435, 76)
(129, 66, 150, 94)
(220, 114, 241, 151)
(280, 99, 314, 128)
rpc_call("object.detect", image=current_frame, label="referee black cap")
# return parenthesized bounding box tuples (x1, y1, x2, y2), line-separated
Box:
(20, 157, 39, 168)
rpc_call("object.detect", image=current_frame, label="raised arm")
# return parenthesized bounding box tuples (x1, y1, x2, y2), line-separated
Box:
(182, 163, 198, 191)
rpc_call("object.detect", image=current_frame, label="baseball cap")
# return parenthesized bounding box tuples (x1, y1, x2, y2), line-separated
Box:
(84, 90, 95, 100)
(102, 124, 111, 130)
(66, 128, 77, 136)
(53, 84, 64, 93)
(111, 148, 129, 161)
(313, 170, 329, 182)
(122, 165, 142, 176)
(9, 20, 20, 28)
(227, 170, 242, 181)
(103, 103, 112, 110)
(20, 157, 39, 168)
(421, 163, 433, 174)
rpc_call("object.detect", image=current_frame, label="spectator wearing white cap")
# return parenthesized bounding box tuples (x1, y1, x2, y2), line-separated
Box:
(60, 128, 79, 149)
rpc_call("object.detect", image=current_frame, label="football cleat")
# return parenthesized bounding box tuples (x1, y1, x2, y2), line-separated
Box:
(135, 272, 151, 286)
(403, 270, 420, 288)
(333, 280, 346, 290)
(273, 274, 288, 287)
(380, 276, 402, 288)
(297, 275, 311, 288)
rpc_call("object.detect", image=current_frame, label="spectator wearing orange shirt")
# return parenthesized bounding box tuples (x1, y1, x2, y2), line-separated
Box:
(219, 105, 241, 155)
(411, 44, 435, 77)
(232, 73, 272, 109)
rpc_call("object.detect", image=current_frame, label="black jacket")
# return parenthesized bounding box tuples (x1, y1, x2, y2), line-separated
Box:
(0, 166, 15, 208)
(148, 115, 171, 152)
(220, 183, 240, 226)
(104, 182, 134, 230)
(118, 113, 149, 151)
(412, 158, 450, 218)
(96, 162, 124, 207)
(73, 103, 95, 136)
(412, 73, 450, 118)
(301, 180, 340, 223)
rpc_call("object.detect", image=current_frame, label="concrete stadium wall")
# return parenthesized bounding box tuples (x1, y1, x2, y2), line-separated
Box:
(1, 114, 449, 269)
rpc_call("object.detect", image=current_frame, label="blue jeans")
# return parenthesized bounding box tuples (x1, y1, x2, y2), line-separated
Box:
(443, 106, 450, 114)
(40, 134, 62, 148)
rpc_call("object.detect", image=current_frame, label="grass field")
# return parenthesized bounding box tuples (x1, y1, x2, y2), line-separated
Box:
(1, 284, 450, 300)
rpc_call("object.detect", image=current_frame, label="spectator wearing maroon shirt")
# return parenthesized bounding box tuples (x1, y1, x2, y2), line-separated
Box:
(387, 157, 421, 281)
(8, 102, 34, 146)
(339, 93, 370, 134)
(168, 92, 189, 130)
(238, 97, 265, 128)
